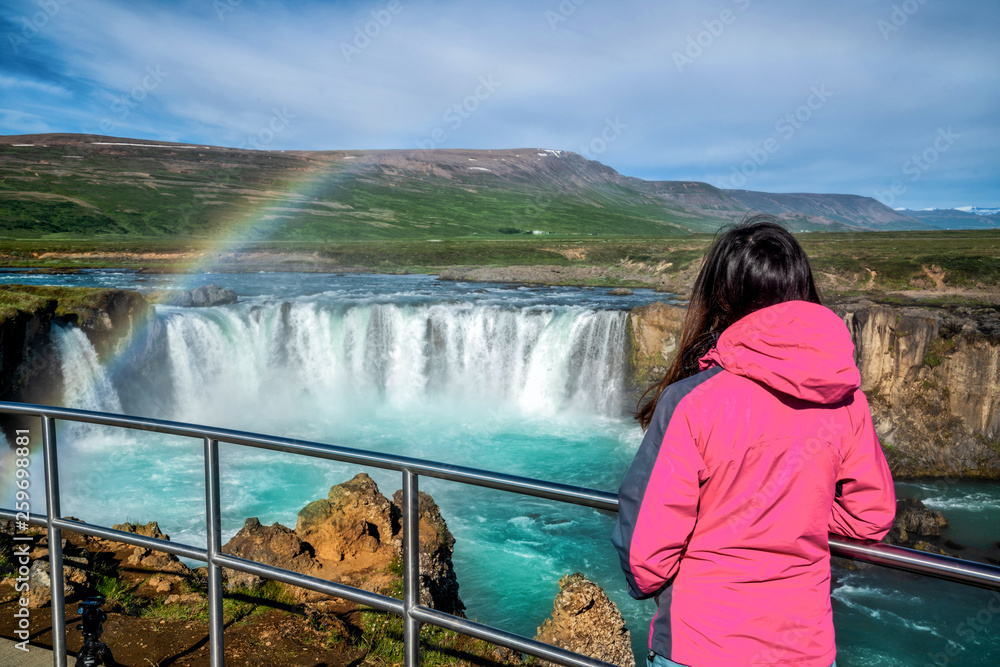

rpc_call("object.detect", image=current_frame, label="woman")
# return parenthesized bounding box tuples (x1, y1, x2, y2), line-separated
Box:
(612, 216, 895, 667)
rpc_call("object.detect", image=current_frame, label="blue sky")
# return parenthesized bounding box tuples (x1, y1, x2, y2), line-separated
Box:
(1, 0, 997, 209)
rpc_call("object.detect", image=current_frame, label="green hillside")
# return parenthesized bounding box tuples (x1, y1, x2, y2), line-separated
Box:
(0, 134, 924, 242)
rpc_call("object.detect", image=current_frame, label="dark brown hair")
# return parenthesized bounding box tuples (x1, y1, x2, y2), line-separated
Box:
(635, 215, 821, 430)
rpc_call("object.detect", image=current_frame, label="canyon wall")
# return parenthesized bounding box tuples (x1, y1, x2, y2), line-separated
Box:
(834, 302, 1000, 478)
(0, 287, 150, 407)
(627, 300, 1000, 478)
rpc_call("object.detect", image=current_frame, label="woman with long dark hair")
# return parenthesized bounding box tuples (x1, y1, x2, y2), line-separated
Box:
(613, 216, 895, 667)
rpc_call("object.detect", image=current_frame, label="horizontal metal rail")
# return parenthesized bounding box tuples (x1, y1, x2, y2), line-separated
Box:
(830, 536, 1000, 590)
(2, 401, 1000, 667)
(0, 401, 618, 511)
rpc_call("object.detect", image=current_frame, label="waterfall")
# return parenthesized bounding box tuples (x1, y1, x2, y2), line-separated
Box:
(54, 325, 123, 414)
(55, 301, 629, 423)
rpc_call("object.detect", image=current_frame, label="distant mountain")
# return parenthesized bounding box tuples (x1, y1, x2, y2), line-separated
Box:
(0, 133, 934, 240)
(897, 207, 1000, 230)
(955, 206, 1000, 216)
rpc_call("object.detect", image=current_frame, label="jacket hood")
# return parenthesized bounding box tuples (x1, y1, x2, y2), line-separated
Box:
(699, 300, 860, 404)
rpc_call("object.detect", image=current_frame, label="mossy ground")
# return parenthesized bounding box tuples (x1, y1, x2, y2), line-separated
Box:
(2, 229, 998, 296)
(0, 284, 124, 323)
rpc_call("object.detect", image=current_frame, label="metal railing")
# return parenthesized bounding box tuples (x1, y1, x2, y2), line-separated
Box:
(2, 400, 999, 667)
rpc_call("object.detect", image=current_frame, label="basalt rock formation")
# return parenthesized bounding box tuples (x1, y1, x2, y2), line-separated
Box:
(223, 473, 465, 615)
(884, 498, 949, 548)
(0, 296, 58, 406)
(222, 518, 318, 593)
(148, 284, 238, 308)
(882, 498, 1000, 564)
(627, 300, 1000, 478)
(535, 573, 634, 667)
(625, 301, 685, 410)
(391, 488, 464, 615)
(834, 301, 1000, 478)
(0, 286, 150, 406)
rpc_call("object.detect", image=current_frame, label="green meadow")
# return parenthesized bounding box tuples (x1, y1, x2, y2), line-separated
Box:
(1, 230, 998, 297)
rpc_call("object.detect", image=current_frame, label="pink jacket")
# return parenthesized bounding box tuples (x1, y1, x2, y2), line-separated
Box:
(612, 301, 895, 666)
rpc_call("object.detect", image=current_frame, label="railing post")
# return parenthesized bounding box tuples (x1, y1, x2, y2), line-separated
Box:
(204, 437, 225, 666)
(41, 415, 67, 667)
(402, 470, 421, 667)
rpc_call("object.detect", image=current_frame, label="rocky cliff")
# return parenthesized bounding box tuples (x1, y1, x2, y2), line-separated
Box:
(0, 285, 150, 412)
(625, 301, 685, 410)
(627, 300, 1000, 478)
(834, 301, 1000, 478)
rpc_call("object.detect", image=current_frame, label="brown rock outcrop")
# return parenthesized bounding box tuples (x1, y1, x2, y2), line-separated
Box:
(26, 557, 91, 608)
(884, 498, 949, 546)
(535, 573, 634, 667)
(109, 522, 189, 573)
(222, 518, 318, 592)
(0, 522, 95, 608)
(213, 474, 464, 614)
(295, 473, 399, 575)
(391, 489, 465, 616)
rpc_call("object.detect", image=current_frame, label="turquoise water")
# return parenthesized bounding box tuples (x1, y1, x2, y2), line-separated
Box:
(1, 271, 997, 666)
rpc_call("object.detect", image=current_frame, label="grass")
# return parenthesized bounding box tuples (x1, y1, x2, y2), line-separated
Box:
(140, 579, 297, 624)
(923, 337, 956, 368)
(799, 229, 1000, 291)
(1, 229, 998, 297)
(90, 555, 143, 615)
(356, 608, 513, 667)
(0, 284, 131, 324)
(94, 572, 143, 615)
(0, 287, 50, 321)
(0, 142, 707, 240)
(0, 542, 16, 578)
(350, 556, 518, 666)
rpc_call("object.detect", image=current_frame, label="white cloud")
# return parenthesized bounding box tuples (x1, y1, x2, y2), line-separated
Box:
(0, 0, 996, 207)
(0, 74, 71, 97)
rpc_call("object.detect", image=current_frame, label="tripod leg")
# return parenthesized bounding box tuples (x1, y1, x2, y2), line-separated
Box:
(98, 643, 118, 666)
(74, 647, 94, 667)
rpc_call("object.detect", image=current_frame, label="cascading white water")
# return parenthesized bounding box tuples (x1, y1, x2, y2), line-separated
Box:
(54, 325, 123, 414)
(136, 302, 628, 424)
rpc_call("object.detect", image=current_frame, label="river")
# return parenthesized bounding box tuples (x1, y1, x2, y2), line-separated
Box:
(1, 271, 997, 666)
